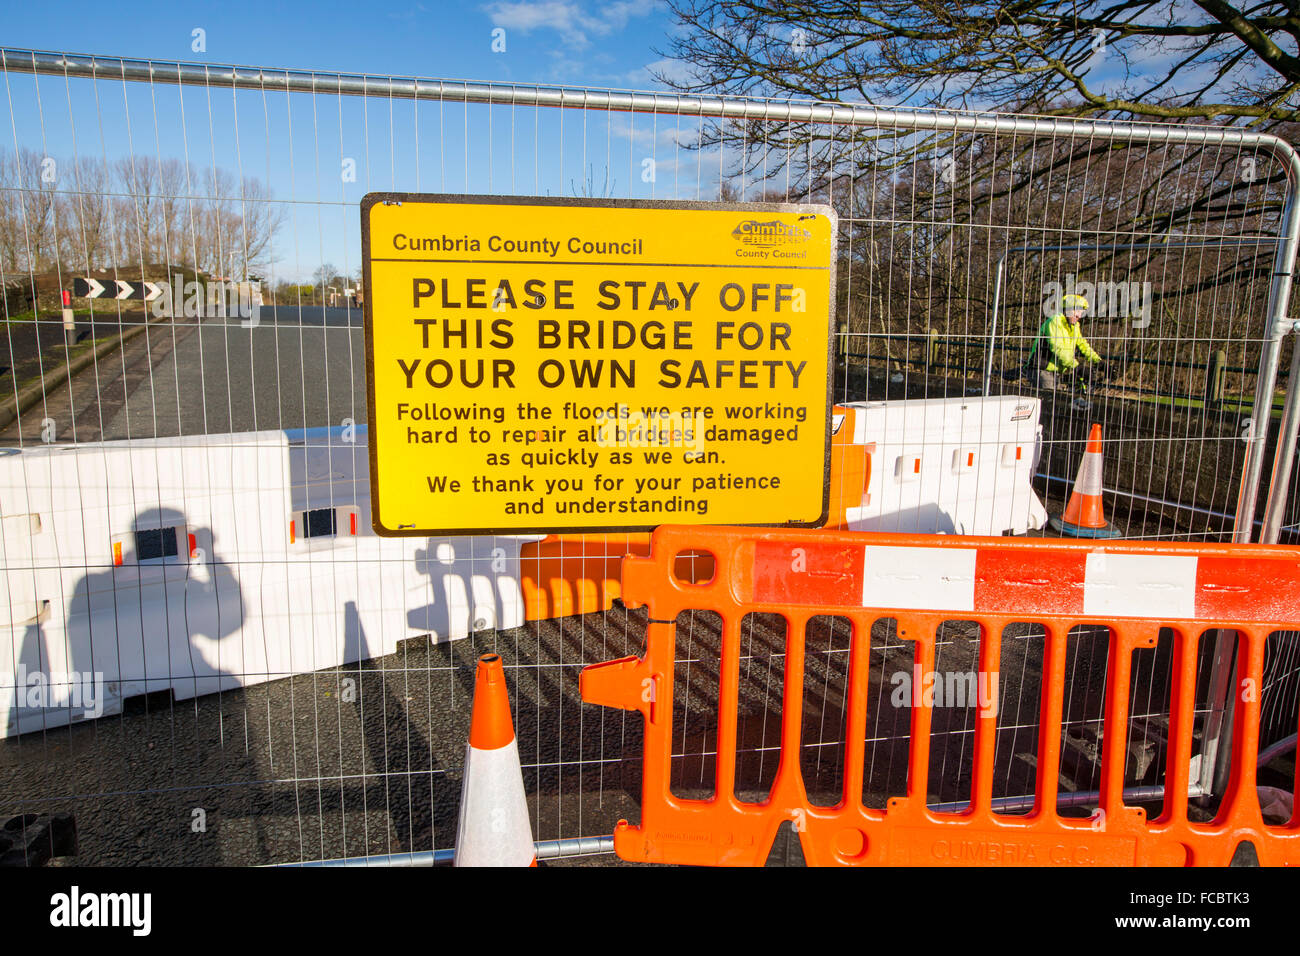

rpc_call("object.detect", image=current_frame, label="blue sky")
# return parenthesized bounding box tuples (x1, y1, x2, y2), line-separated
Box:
(1, 1, 704, 282)
(1, 0, 684, 89)
(0, 1, 1270, 284)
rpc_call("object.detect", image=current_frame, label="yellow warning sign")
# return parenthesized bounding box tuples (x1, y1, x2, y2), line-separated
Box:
(362, 194, 837, 535)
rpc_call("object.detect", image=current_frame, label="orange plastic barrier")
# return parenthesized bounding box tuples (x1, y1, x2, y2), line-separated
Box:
(521, 533, 650, 620)
(827, 405, 872, 531)
(521, 408, 870, 620)
(580, 524, 1300, 866)
(520, 533, 715, 619)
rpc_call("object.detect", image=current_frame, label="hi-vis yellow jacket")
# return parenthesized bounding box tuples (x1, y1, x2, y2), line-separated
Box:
(1029, 314, 1101, 372)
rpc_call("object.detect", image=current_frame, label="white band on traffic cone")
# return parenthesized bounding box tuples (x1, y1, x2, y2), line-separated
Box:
(454, 737, 535, 866)
(1074, 451, 1104, 496)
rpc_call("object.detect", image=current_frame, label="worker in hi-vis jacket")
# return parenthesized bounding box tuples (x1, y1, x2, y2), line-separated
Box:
(1027, 293, 1106, 407)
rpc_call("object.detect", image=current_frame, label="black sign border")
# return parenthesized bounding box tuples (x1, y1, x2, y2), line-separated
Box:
(361, 191, 838, 537)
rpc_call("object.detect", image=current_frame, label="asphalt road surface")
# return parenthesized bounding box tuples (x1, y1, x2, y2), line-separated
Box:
(1, 306, 367, 445)
(4, 599, 1266, 866)
(1, 605, 651, 866)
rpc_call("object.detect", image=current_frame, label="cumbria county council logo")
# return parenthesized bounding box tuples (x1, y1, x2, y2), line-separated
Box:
(731, 219, 812, 248)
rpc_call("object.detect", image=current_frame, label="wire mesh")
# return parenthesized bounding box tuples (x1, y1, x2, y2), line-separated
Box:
(0, 48, 1295, 865)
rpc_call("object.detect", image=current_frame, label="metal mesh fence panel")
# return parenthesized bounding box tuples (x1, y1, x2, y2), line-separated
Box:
(0, 49, 1296, 865)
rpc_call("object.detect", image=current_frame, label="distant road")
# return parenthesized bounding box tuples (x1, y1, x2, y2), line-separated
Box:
(0, 305, 367, 444)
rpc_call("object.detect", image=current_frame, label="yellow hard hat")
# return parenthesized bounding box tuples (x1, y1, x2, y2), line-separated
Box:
(1062, 294, 1089, 311)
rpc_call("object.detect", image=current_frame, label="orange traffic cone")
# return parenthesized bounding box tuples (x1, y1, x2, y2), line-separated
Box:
(1049, 423, 1121, 538)
(454, 654, 537, 866)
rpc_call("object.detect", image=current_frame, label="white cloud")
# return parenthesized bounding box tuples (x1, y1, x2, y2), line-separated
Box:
(386, 3, 429, 22)
(540, 47, 591, 82)
(482, 0, 660, 50)
(610, 56, 699, 90)
(611, 115, 698, 149)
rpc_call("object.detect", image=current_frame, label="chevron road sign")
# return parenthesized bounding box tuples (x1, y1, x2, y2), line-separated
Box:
(72, 277, 164, 301)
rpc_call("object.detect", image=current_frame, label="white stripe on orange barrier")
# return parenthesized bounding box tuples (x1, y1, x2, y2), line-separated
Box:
(1083, 552, 1198, 619)
(862, 545, 976, 612)
(726, 534, 1300, 623)
(770, 539, 1292, 622)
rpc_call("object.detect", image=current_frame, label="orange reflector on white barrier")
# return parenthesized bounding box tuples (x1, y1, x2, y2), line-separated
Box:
(895, 455, 923, 482)
(951, 448, 978, 474)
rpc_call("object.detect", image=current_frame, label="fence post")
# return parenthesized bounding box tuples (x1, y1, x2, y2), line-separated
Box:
(928, 327, 940, 371)
(1205, 348, 1227, 410)
(837, 321, 848, 363)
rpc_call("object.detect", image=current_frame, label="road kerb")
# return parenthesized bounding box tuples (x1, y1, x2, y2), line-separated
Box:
(0, 313, 162, 433)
